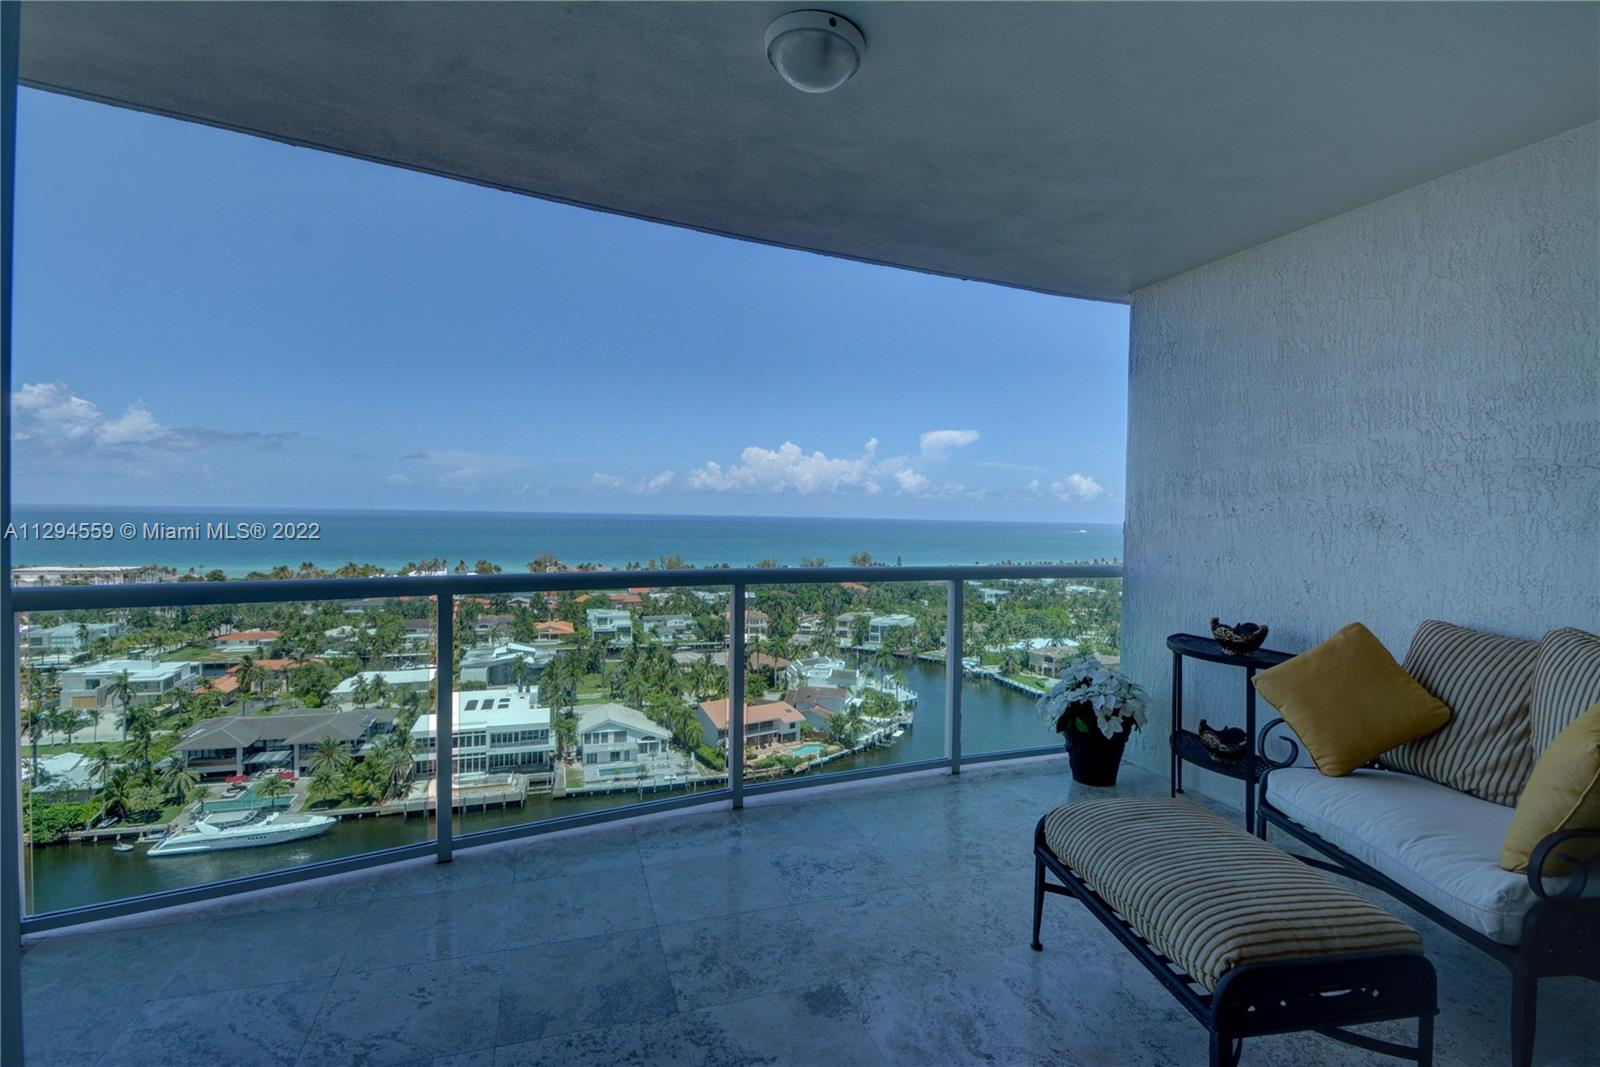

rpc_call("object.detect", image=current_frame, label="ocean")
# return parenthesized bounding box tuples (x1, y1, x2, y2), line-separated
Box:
(9, 506, 1122, 576)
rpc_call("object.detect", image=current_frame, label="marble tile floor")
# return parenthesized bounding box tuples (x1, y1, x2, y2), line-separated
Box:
(20, 757, 1599, 1067)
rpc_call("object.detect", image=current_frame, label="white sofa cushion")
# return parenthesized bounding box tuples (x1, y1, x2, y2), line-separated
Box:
(1265, 766, 1537, 944)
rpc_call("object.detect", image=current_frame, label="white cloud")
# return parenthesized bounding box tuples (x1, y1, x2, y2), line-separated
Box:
(919, 428, 980, 460)
(385, 473, 411, 487)
(690, 439, 905, 495)
(11, 382, 295, 464)
(893, 468, 929, 494)
(592, 469, 676, 494)
(1050, 473, 1104, 501)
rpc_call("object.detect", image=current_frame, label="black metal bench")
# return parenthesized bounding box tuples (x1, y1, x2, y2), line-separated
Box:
(1032, 801, 1437, 1067)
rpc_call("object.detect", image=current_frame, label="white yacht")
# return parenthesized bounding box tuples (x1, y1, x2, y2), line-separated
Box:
(149, 809, 335, 856)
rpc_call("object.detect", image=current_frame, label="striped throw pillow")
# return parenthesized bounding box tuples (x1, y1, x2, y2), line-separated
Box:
(1531, 628, 1600, 755)
(1382, 620, 1538, 806)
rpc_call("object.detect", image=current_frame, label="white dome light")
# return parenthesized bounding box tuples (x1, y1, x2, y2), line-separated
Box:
(764, 11, 865, 94)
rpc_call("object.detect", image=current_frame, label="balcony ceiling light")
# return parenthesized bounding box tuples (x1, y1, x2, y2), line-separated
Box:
(764, 10, 865, 94)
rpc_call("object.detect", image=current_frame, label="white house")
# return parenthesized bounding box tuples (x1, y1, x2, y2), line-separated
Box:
(23, 621, 119, 657)
(210, 629, 280, 653)
(585, 608, 633, 642)
(640, 615, 696, 643)
(411, 686, 553, 776)
(57, 659, 202, 712)
(331, 667, 437, 701)
(868, 613, 916, 646)
(577, 703, 669, 771)
(459, 642, 556, 687)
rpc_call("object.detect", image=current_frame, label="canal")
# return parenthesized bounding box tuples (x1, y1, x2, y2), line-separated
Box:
(23, 657, 1059, 916)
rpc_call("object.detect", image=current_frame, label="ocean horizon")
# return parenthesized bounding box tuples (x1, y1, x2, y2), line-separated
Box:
(9, 505, 1123, 577)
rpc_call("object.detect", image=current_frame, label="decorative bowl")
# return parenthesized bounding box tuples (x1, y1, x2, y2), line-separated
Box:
(1198, 719, 1249, 760)
(1210, 618, 1268, 655)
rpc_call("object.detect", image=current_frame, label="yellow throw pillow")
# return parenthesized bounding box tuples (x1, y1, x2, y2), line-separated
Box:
(1500, 700, 1600, 874)
(1252, 622, 1450, 777)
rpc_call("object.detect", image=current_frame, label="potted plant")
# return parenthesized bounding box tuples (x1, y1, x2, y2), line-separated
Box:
(1036, 654, 1148, 786)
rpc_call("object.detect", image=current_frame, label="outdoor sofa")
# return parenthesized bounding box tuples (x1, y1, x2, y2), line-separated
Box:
(1256, 621, 1600, 1067)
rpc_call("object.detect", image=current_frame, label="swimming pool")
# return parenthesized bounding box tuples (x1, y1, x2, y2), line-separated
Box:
(791, 743, 825, 758)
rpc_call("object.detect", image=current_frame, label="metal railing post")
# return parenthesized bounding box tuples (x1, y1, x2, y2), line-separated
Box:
(728, 584, 745, 809)
(945, 580, 964, 774)
(1, 7, 25, 1065)
(435, 593, 453, 862)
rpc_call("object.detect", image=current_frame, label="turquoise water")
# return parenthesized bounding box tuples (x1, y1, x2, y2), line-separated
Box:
(11, 506, 1122, 576)
(792, 743, 826, 757)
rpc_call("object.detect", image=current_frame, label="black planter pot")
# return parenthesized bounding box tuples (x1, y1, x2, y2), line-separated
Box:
(1058, 708, 1132, 786)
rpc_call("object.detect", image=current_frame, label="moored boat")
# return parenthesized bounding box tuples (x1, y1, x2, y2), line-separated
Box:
(149, 810, 334, 856)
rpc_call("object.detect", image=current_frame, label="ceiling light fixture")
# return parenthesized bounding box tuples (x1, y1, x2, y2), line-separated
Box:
(764, 11, 865, 94)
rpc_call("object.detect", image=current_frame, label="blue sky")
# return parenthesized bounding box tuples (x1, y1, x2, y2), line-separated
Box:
(12, 89, 1130, 523)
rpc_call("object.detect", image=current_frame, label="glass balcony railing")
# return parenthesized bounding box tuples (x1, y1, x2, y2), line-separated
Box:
(7, 563, 1121, 930)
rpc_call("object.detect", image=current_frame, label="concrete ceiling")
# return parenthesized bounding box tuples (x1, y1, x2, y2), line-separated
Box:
(17, 1, 1600, 302)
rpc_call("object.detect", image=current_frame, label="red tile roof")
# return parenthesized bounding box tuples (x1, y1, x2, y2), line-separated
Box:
(696, 699, 804, 731)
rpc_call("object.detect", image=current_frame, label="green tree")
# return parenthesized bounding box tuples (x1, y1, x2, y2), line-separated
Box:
(104, 670, 137, 740)
(307, 736, 351, 776)
(254, 775, 292, 807)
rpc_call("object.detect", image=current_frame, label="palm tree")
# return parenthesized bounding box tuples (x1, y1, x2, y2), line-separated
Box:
(104, 670, 137, 740)
(368, 673, 391, 707)
(21, 701, 47, 782)
(553, 712, 579, 761)
(511, 655, 534, 693)
(234, 654, 265, 704)
(352, 674, 374, 708)
(89, 749, 117, 792)
(307, 736, 351, 776)
(97, 768, 132, 822)
(307, 764, 343, 805)
(162, 754, 200, 803)
(254, 774, 292, 808)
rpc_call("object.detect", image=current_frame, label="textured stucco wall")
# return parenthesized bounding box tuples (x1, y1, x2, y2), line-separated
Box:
(1121, 122, 1600, 790)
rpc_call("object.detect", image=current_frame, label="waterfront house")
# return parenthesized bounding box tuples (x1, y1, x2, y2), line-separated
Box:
(785, 685, 854, 730)
(459, 642, 555, 687)
(1028, 644, 1083, 678)
(834, 611, 869, 643)
(56, 658, 202, 712)
(867, 613, 916, 647)
(176, 706, 397, 780)
(330, 666, 436, 702)
(576, 703, 669, 774)
(24, 752, 97, 801)
(640, 614, 696, 643)
(209, 629, 280, 653)
(534, 619, 575, 640)
(585, 608, 633, 643)
(411, 686, 552, 776)
(695, 699, 804, 750)
(973, 586, 1012, 605)
(21, 621, 119, 657)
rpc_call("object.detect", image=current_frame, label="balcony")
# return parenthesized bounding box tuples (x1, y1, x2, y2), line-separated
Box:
(5, 3, 1598, 1066)
(18, 757, 1595, 1067)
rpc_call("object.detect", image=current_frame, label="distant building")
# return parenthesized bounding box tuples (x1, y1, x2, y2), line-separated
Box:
(695, 699, 804, 750)
(459, 642, 555, 687)
(412, 686, 552, 776)
(535, 620, 576, 640)
(973, 586, 1012, 605)
(868, 614, 916, 646)
(1027, 643, 1085, 677)
(176, 706, 396, 780)
(835, 612, 870, 642)
(785, 685, 854, 730)
(331, 667, 436, 701)
(577, 703, 670, 771)
(641, 615, 696, 643)
(22, 621, 120, 657)
(26, 751, 97, 800)
(585, 608, 633, 642)
(210, 629, 280, 653)
(58, 659, 202, 712)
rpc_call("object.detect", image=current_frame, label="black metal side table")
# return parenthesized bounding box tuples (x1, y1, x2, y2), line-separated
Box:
(1167, 633, 1293, 832)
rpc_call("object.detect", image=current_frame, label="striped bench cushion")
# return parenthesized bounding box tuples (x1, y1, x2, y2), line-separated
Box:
(1382, 620, 1539, 806)
(1531, 628, 1600, 756)
(1042, 797, 1422, 990)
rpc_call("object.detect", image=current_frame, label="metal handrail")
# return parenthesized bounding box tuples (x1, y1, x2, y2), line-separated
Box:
(9, 562, 1123, 611)
(9, 561, 1121, 933)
